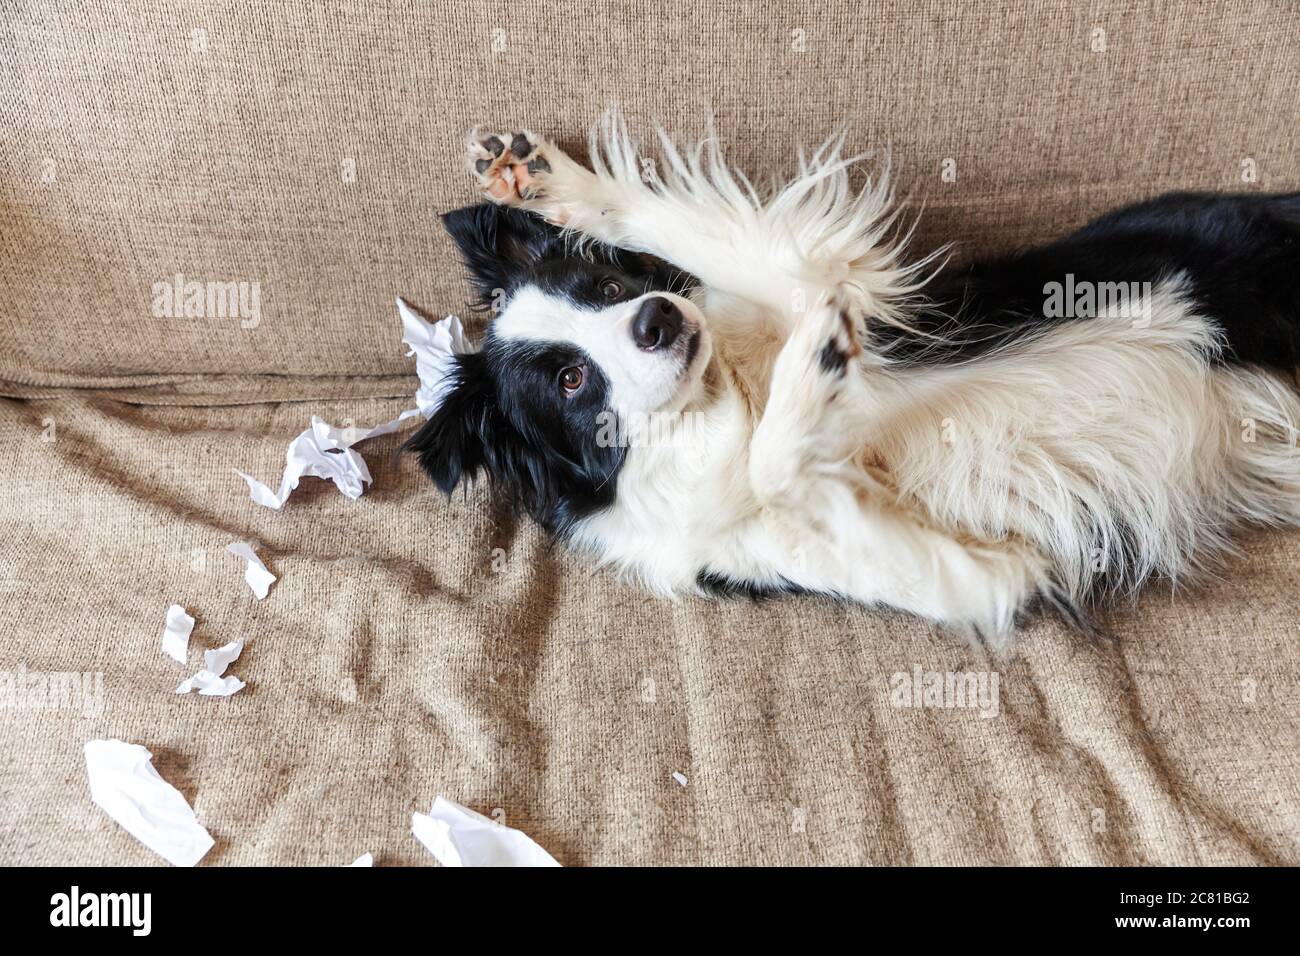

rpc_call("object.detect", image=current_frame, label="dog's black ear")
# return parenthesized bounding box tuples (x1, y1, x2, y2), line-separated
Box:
(441, 203, 563, 304)
(402, 351, 499, 494)
(402, 350, 557, 514)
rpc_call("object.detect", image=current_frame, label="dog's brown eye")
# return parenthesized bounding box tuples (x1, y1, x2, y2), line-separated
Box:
(559, 366, 584, 393)
(600, 278, 624, 300)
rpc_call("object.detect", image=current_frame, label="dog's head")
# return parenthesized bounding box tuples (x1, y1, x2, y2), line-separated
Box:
(404, 203, 708, 532)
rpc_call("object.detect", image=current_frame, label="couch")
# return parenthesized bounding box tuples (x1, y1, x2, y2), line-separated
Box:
(1, 0, 1296, 865)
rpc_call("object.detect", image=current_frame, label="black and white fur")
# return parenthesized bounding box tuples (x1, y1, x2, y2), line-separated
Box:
(406, 115, 1300, 642)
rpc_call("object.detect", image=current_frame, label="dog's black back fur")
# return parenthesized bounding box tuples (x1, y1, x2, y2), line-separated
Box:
(878, 191, 1300, 368)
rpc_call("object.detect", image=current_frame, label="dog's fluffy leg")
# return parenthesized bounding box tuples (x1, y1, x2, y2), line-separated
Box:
(464, 118, 895, 315)
(749, 292, 867, 498)
(749, 295, 1047, 640)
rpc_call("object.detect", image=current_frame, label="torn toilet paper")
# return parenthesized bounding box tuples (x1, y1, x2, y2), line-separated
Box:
(161, 604, 194, 664)
(235, 300, 471, 510)
(411, 796, 560, 867)
(234, 422, 375, 509)
(227, 542, 276, 599)
(310, 414, 417, 450)
(84, 739, 215, 867)
(398, 297, 471, 415)
(176, 640, 246, 697)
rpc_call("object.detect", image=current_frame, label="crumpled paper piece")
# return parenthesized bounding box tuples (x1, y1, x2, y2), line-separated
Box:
(227, 542, 276, 599)
(161, 604, 194, 664)
(398, 297, 471, 415)
(235, 299, 470, 510)
(411, 796, 560, 867)
(175, 640, 245, 697)
(84, 739, 215, 867)
(233, 421, 376, 509)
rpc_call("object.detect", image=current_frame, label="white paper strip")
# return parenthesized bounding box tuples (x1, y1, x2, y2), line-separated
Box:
(310, 413, 419, 450)
(84, 739, 215, 867)
(411, 796, 560, 867)
(161, 604, 194, 664)
(226, 542, 276, 599)
(176, 640, 245, 697)
(348, 852, 374, 867)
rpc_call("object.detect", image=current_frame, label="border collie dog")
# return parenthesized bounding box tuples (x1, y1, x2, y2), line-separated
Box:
(406, 115, 1300, 641)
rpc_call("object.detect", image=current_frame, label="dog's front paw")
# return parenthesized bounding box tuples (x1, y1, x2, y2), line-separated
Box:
(466, 127, 552, 204)
(809, 294, 863, 377)
(940, 540, 1047, 645)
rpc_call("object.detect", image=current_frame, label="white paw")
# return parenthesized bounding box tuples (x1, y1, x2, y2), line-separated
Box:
(792, 292, 862, 377)
(465, 127, 552, 204)
(939, 541, 1045, 641)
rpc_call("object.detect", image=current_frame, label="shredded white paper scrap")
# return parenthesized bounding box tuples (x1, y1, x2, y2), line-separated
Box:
(176, 640, 246, 697)
(310, 414, 417, 450)
(84, 739, 215, 867)
(234, 423, 375, 509)
(349, 852, 374, 867)
(398, 297, 471, 415)
(672, 771, 688, 787)
(235, 300, 471, 510)
(161, 604, 194, 664)
(227, 542, 276, 599)
(411, 796, 560, 867)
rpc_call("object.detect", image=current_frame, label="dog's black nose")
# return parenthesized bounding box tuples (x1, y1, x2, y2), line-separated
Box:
(632, 296, 682, 351)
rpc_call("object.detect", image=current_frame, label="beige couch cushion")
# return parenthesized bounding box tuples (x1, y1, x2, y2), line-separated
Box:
(2, 1, 1297, 393)
(1, 396, 1295, 865)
